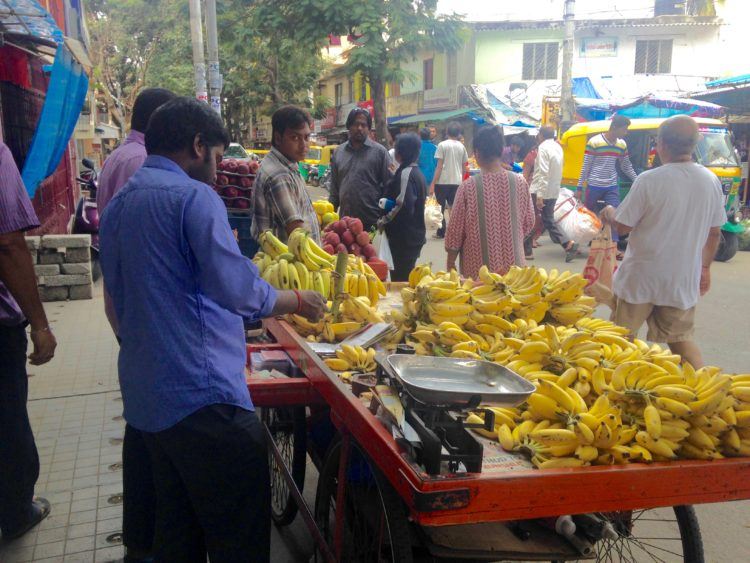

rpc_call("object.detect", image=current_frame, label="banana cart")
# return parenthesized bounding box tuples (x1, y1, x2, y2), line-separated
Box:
(247, 317, 750, 562)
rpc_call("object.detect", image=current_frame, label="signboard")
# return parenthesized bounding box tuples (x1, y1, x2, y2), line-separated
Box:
(357, 99, 374, 118)
(322, 108, 336, 130)
(580, 37, 618, 58)
(421, 87, 458, 112)
(387, 92, 421, 120)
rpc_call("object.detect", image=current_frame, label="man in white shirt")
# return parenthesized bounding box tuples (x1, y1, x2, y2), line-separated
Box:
(601, 115, 725, 368)
(430, 121, 468, 238)
(530, 127, 579, 262)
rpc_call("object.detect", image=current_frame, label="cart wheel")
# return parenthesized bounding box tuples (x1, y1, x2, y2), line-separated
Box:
(261, 407, 307, 527)
(555, 505, 704, 563)
(314, 438, 413, 562)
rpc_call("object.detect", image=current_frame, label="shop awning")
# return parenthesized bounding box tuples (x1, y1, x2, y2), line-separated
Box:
(0, 0, 63, 44)
(390, 107, 479, 125)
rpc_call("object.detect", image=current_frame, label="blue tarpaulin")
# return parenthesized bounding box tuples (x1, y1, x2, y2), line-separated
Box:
(0, 0, 63, 43)
(572, 77, 603, 99)
(705, 74, 750, 89)
(21, 45, 89, 197)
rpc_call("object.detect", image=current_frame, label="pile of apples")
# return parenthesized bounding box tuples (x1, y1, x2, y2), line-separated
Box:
(322, 216, 389, 278)
(214, 159, 259, 210)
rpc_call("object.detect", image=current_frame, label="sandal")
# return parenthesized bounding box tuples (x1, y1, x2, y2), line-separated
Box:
(2, 498, 50, 541)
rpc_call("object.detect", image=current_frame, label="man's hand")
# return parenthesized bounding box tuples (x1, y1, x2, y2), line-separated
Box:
(700, 266, 711, 296)
(429, 183, 435, 197)
(536, 197, 545, 210)
(599, 205, 617, 224)
(576, 188, 584, 202)
(29, 328, 56, 365)
(297, 290, 327, 321)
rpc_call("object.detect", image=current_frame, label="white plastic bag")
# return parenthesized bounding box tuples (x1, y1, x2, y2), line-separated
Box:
(554, 188, 602, 245)
(424, 196, 443, 231)
(373, 232, 394, 270)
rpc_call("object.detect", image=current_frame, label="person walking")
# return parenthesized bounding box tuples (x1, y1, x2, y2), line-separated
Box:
(377, 133, 428, 281)
(99, 97, 326, 562)
(430, 121, 469, 238)
(96, 87, 175, 563)
(0, 140, 57, 541)
(417, 127, 437, 186)
(600, 115, 725, 368)
(577, 115, 637, 251)
(252, 105, 321, 244)
(445, 126, 535, 279)
(522, 137, 542, 258)
(329, 108, 391, 232)
(531, 126, 579, 262)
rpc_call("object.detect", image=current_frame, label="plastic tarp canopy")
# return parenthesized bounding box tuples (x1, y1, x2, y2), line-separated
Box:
(614, 96, 725, 119)
(572, 77, 602, 99)
(0, 0, 63, 43)
(21, 45, 89, 197)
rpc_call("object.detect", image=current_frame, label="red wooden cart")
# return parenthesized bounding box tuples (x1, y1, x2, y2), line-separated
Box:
(248, 318, 750, 562)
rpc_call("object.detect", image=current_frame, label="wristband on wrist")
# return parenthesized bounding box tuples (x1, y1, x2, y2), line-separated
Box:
(31, 325, 51, 334)
(701, 265, 710, 270)
(292, 289, 303, 314)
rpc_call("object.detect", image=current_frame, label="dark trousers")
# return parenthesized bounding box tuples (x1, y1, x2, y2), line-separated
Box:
(0, 323, 39, 535)
(541, 198, 571, 248)
(585, 185, 621, 241)
(390, 244, 423, 282)
(122, 424, 156, 555)
(434, 184, 458, 236)
(523, 194, 545, 256)
(142, 404, 270, 563)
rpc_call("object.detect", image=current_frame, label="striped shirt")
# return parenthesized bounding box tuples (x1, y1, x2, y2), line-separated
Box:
(577, 133, 637, 189)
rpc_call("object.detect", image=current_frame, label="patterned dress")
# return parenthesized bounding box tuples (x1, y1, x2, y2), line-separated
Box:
(445, 171, 535, 279)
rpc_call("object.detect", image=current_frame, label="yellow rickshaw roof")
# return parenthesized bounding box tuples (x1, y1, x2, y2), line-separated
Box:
(562, 117, 727, 139)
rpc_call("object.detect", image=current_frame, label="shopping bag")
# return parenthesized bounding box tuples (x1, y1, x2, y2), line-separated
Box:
(554, 188, 602, 245)
(373, 231, 394, 271)
(583, 225, 617, 309)
(424, 196, 443, 231)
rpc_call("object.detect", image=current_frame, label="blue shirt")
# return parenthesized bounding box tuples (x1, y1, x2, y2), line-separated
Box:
(418, 141, 437, 185)
(99, 156, 277, 432)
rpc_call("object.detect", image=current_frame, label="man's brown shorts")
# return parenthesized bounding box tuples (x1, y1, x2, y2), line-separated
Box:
(611, 299, 696, 343)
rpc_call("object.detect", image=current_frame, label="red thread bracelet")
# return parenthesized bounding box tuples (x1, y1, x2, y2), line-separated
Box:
(292, 289, 303, 314)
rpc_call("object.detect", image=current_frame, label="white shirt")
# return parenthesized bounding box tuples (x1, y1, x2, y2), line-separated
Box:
(435, 139, 468, 185)
(531, 139, 563, 199)
(613, 162, 726, 309)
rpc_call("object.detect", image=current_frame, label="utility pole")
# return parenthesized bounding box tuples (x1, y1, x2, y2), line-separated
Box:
(205, 0, 223, 116)
(560, 0, 576, 132)
(188, 0, 207, 104)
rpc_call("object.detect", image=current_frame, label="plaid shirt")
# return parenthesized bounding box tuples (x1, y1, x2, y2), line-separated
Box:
(251, 147, 321, 244)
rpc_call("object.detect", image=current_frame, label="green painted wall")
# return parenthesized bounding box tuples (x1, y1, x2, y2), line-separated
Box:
(473, 29, 564, 84)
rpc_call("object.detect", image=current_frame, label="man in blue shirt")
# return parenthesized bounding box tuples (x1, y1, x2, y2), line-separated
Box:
(417, 127, 437, 186)
(100, 98, 326, 562)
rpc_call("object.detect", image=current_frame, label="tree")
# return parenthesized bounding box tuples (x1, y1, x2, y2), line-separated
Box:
(253, 0, 466, 143)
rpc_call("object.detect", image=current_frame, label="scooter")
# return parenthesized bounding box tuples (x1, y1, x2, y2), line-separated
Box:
(320, 167, 332, 192)
(72, 158, 101, 281)
(307, 164, 320, 187)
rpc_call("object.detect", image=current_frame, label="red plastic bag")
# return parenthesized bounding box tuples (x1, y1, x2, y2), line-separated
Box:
(583, 225, 617, 309)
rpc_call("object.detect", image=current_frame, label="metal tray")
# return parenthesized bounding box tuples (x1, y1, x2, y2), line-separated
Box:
(385, 355, 535, 408)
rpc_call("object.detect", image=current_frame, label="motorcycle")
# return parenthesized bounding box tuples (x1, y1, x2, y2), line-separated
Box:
(72, 158, 101, 281)
(307, 164, 320, 187)
(320, 166, 332, 192)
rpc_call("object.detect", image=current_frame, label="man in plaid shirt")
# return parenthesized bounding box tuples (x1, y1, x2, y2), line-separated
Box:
(251, 106, 321, 244)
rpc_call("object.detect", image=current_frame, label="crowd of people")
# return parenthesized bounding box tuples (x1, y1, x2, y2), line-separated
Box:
(0, 89, 727, 562)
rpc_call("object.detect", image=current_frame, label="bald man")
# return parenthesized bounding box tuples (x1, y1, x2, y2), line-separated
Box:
(600, 116, 725, 368)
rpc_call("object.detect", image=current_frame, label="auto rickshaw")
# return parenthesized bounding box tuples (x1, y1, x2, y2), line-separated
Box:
(300, 145, 337, 186)
(560, 117, 744, 261)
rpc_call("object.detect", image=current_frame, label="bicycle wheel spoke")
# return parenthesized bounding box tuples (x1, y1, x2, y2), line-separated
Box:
(632, 539, 684, 558)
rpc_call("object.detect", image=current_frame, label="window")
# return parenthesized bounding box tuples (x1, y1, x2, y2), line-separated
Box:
(447, 52, 458, 86)
(389, 82, 401, 97)
(522, 43, 559, 80)
(423, 58, 434, 90)
(348, 78, 354, 103)
(634, 39, 673, 74)
(334, 83, 343, 107)
(360, 80, 368, 102)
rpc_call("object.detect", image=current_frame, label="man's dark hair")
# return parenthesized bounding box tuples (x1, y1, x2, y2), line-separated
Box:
(419, 127, 432, 141)
(611, 115, 631, 130)
(272, 105, 313, 148)
(395, 132, 421, 165)
(539, 126, 557, 140)
(346, 107, 372, 129)
(474, 125, 505, 161)
(145, 97, 230, 155)
(510, 136, 524, 147)
(446, 121, 463, 138)
(131, 88, 176, 132)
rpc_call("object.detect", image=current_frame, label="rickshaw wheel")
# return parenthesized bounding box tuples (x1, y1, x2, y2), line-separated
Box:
(260, 406, 307, 527)
(553, 505, 704, 563)
(314, 438, 413, 563)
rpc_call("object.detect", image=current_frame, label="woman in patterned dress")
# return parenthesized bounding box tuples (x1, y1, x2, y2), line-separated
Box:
(445, 126, 535, 279)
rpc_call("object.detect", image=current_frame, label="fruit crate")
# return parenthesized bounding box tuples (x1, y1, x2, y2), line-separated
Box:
(228, 211, 258, 258)
(215, 158, 259, 212)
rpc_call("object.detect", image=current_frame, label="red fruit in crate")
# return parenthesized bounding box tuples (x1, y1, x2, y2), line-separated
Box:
(217, 160, 226, 171)
(349, 218, 364, 235)
(240, 176, 253, 188)
(233, 198, 250, 209)
(366, 258, 389, 281)
(216, 174, 229, 185)
(223, 198, 232, 207)
(335, 243, 348, 254)
(333, 221, 347, 236)
(225, 159, 238, 172)
(237, 163, 250, 175)
(341, 230, 354, 246)
(361, 243, 376, 259)
(324, 232, 340, 246)
(222, 186, 239, 198)
(249, 161, 260, 173)
(348, 243, 361, 256)
(323, 244, 335, 255)
(355, 231, 370, 247)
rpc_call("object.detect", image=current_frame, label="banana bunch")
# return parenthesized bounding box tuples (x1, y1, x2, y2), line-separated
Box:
(324, 345, 377, 373)
(340, 295, 385, 324)
(408, 263, 435, 288)
(287, 228, 335, 272)
(257, 230, 289, 259)
(547, 296, 598, 326)
(540, 268, 588, 305)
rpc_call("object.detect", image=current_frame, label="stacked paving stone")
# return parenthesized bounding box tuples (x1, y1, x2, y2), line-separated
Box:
(26, 234, 94, 301)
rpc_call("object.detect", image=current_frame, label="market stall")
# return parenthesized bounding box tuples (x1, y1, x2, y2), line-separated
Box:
(245, 229, 750, 561)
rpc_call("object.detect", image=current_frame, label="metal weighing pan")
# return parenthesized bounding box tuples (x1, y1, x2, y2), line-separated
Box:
(385, 355, 535, 408)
